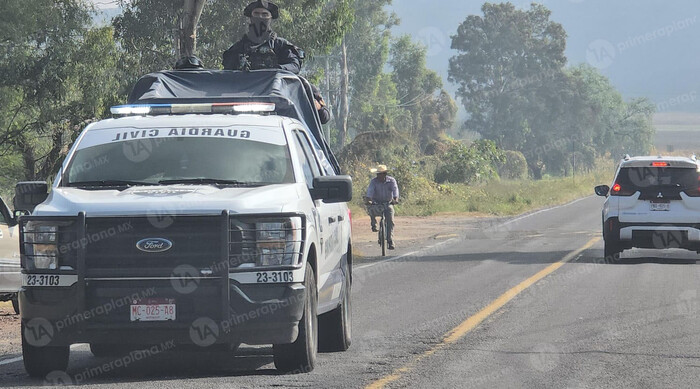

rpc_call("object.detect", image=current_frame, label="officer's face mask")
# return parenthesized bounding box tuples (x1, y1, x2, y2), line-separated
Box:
(247, 8, 272, 44)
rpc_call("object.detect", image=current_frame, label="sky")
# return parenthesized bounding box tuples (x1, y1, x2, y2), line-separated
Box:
(389, 0, 700, 113)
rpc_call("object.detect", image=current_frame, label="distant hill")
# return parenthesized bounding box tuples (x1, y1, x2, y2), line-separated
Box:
(388, 0, 700, 114)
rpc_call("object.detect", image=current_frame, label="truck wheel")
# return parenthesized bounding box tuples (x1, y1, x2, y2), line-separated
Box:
(22, 326, 69, 378)
(319, 258, 351, 352)
(273, 265, 317, 373)
(11, 294, 19, 315)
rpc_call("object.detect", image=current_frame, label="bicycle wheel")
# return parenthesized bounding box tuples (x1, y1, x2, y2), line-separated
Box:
(380, 217, 386, 257)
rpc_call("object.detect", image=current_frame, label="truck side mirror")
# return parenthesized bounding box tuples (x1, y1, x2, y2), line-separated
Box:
(594, 185, 610, 197)
(311, 176, 352, 203)
(14, 181, 49, 213)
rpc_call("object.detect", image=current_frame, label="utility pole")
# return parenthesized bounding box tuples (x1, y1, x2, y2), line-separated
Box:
(572, 137, 576, 185)
(338, 38, 349, 149)
(179, 0, 207, 58)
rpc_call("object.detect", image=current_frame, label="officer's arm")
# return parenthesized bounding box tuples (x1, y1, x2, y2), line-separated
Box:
(222, 44, 242, 70)
(317, 106, 331, 124)
(276, 41, 302, 74)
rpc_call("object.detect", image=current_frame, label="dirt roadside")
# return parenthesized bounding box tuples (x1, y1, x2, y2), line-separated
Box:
(0, 301, 20, 359)
(0, 212, 484, 360)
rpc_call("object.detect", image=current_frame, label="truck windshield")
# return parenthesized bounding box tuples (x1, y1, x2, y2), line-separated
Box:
(65, 137, 293, 187)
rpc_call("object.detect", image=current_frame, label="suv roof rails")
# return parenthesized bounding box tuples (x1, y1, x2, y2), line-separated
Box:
(623, 154, 631, 161)
(691, 154, 698, 161)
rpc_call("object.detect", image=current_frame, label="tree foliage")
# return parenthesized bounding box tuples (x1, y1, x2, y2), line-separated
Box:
(434, 139, 505, 184)
(0, 0, 121, 180)
(449, 3, 654, 177)
(114, 0, 355, 76)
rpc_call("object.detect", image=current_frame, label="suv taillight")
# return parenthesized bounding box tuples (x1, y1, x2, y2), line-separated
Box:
(610, 183, 636, 196)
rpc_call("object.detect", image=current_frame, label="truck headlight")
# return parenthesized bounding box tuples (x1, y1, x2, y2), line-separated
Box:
(231, 216, 303, 267)
(24, 223, 58, 270)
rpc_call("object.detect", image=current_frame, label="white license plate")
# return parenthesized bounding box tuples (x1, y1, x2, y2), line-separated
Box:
(130, 298, 176, 321)
(650, 202, 670, 211)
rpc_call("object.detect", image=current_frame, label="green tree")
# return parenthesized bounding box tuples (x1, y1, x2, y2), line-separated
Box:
(0, 0, 121, 181)
(114, 0, 355, 76)
(390, 35, 456, 149)
(448, 2, 567, 151)
(449, 3, 653, 177)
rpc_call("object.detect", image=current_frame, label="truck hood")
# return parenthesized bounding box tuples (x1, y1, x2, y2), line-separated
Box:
(33, 184, 306, 216)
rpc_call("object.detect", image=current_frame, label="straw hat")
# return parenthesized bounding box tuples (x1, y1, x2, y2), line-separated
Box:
(370, 164, 389, 174)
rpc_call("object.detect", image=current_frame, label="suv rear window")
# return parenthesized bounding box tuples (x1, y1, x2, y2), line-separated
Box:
(613, 167, 700, 197)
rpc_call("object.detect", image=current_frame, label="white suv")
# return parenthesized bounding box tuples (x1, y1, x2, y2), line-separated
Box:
(595, 155, 700, 258)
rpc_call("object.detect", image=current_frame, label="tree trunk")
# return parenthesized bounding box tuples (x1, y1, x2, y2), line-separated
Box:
(337, 38, 349, 149)
(17, 134, 36, 180)
(178, 0, 207, 58)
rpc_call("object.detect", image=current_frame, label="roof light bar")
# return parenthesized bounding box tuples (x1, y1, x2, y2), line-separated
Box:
(110, 102, 276, 116)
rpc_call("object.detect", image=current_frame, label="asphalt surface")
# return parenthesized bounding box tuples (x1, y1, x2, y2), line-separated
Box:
(3, 195, 700, 388)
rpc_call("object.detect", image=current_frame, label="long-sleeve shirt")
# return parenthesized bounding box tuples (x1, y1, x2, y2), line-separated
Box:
(366, 176, 399, 202)
(222, 34, 302, 74)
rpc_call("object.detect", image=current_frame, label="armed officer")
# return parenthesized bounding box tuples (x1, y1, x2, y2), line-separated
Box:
(222, 0, 303, 74)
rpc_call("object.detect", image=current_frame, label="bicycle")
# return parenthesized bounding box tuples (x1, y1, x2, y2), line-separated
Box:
(367, 201, 392, 256)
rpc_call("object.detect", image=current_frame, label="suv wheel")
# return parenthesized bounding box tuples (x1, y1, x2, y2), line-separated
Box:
(604, 241, 622, 259)
(319, 257, 352, 352)
(273, 265, 317, 373)
(22, 326, 70, 378)
(11, 294, 19, 315)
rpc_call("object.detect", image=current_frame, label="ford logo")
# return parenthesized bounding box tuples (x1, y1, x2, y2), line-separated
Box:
(136, 238, 173, 253)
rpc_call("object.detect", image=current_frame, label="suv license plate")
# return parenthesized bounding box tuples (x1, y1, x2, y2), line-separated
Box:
(650, 202, 670, 211)
(130, 298, 176, 321)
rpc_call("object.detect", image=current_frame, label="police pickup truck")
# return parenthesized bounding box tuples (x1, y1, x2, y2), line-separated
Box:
(17, 70, 353, 377)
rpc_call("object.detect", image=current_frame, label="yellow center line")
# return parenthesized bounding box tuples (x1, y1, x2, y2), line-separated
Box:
(366, 237, 601, 389)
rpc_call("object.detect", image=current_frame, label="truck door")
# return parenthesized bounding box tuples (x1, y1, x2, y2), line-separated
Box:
(291, 130, 343, 310)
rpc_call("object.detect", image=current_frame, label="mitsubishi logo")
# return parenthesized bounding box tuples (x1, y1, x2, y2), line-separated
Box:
(657, 192, 664, 198)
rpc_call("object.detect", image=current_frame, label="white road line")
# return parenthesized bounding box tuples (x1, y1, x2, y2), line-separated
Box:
(356, 196, 594, 272)
(0, 356, 23, 366)
(499, 196, 593, 227)
(356, 238, 459, 271)
(0, 344, 84, 367)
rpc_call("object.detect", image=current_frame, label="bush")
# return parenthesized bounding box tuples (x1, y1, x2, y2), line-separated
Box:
(434, 139, 505, 184)
(498, 150, 528, 180)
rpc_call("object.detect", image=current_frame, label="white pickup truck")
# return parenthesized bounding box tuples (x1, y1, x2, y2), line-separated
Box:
(0, 196, 20, 314)
(17, 70, 353, 377)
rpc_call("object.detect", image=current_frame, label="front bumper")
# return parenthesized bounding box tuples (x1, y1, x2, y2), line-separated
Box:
(20, 279, 305, 347)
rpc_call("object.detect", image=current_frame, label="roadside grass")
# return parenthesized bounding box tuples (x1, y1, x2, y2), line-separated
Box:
(350, 162, 614, 218)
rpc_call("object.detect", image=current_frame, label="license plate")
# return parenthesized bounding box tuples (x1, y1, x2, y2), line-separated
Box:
(22, 274, 77, 287)
(130, 298, 176, 321)
(256, 270, 294, 283)
(650, 202, 670, 211)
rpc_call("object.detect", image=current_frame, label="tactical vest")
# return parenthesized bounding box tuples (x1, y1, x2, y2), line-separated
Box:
(240, 40, 279, 71)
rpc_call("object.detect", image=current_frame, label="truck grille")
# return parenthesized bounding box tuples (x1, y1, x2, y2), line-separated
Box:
(84, 216, 224, 277)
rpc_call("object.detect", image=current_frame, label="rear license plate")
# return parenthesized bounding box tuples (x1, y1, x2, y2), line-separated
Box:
(650, 202, 670, 211)
(130, 298, 176, 321)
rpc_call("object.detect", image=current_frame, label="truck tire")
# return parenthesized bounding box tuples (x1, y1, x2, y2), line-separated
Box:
(319, 258, 351, 352)
(273, 265, 317, 373)
(22, 326, 69, 378)
(11, 294, 19, 315)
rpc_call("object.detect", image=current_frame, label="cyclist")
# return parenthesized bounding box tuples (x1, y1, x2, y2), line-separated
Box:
(364, 165, 399, 250)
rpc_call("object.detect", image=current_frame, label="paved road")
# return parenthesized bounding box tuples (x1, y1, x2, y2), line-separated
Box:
(2, 195, 700, 388)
